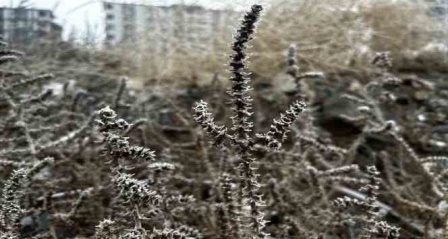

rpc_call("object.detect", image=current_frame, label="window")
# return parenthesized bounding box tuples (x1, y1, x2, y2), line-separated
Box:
(106, 34, 115, 40)
(4, 9, 13, 18)
(39, 10, 47, 17)
(431, 6, 447, 17)
(106, 14, 115, 20)
(15, 9, 27, 19)
(16, 20, 26, 27)
(105, 3, 113, 10)
(105, 24, 115, 31)
(38, 21, 48, 29)
(123, 5, 135, 16)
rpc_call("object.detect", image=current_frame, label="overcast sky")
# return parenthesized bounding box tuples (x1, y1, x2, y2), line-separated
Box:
(1, 0, 265, 42)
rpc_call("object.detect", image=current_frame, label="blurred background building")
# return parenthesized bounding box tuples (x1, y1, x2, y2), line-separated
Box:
(0, 6, 62, 47)
(103, 2, 239, 52)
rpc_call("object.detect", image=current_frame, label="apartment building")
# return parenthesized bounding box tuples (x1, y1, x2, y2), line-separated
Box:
(0, 7, 62, 46)
(103, 2, 239, 52)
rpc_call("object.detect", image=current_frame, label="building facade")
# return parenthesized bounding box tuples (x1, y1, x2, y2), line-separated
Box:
(103, 2, 239, 52)
(0, 7, 62, 46)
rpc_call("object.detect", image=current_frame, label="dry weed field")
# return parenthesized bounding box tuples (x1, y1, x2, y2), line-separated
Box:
(0, 1, 448, 238)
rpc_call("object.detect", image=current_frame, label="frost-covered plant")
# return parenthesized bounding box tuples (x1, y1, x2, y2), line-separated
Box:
(335, 52, 448, 238)
(0, 38, 95, 163)
(96, 106, 159, 237)
(193, 4, 308, 238)
(333, 166, 400, 238)
(0, 37, 102, 237)
(0, 158, 54, 237)
(0, 169, 28, 235)
(95, 106, 196, 238)
(285, 43, 324, 101)
(0, 4, 446, 239)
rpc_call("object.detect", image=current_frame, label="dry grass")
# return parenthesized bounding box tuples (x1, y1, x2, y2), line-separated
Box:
(250, 0, 443, 77)
(103, 0, 446, 82)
